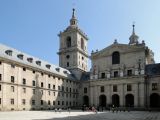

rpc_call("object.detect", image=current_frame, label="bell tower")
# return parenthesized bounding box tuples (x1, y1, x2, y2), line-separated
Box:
(58, 9, 89, 80)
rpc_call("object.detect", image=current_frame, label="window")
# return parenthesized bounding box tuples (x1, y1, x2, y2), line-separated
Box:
(0, 74, 1, 81)
(66, 36, 71, 48)
(27, 58, 33, 63)
(11, 99, 14, 105)
(22, 78, 26, 85)
(53, 101, 55, 105)
(23, 67, 26, 71)
(41, 100, 43, 105)
(5, 50, 12, 56)
(62, 101, 64, 105)
(67, 62, 69, 67)
(58, 92, 60, 96)
(48, 91, 50, 95)
(113, 85, 117, 92)
(36, 61, 41, 66)
(70, 88, 72, 92)
(62, 86, 64, 91)
(23, 88, 26, 93)
(101, 86, 105, 92)
(0, 84, 1, 91)
(66, 55, 70, 59)
(58, 101, 60, 105)
(46, 64, 51, 69)
(114, 71, 118, 78)
(32, 89, 36, 94)
(32, 80, 36, 86)
(22, 99, 26, 105)
(0, 98, 1, 104)
(41, 90, 43, 95)
(48, 84, 50, 89)
(127, 70, 132, 76)
(0, 61, 1, 65)
(101, 73, 105, 78)
(152, 83, 158, 90)
(53, 92, 55, 96)
(11, 86, 14, 92)
(11, 76, 14, 83)
(66, 87, 68, 92)
(48, 100, 50, 105)
(32, 71, 35, 74)
(41, 82, 43, 87)
(112, 51, 120, 64)
(127, 84, 132, 91)
(32, 100, 35, 105)
(58, 86, 60, 90)
(81, 38, 84, 50)
(17, 54, 23, 60)
(11, 64, 15, 68)
(84, 87, 87, 93)
(53, 85, 55, 90)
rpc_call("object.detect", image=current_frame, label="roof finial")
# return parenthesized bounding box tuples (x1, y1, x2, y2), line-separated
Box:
(132, 21, 135, 34)
(72, 8, 75, 18)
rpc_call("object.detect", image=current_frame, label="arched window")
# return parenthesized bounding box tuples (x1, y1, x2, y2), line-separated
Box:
(66, 36, 71, 48)
(81, 38, 84, 50)
(112, 51, 120, 64)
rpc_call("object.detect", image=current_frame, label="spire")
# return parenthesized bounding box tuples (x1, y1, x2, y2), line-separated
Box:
(129, 22, 139, 45)
(70, 8, 78, 26)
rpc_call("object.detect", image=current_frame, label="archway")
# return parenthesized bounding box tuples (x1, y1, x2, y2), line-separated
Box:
(83, 95, 89, 106)
(99, 95, 106, 107)
(112, 94, 120, 107)
(150, 93, 160, 108)
(125, 94, 134, 107)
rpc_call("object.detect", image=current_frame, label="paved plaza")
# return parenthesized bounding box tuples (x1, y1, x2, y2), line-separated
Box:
(0, 110, 160, 120)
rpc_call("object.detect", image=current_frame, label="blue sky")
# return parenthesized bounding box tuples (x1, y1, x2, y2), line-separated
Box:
(0, 0, 160, 69)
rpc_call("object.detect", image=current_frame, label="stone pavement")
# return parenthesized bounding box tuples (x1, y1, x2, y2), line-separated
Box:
(0, 110, 160, 120)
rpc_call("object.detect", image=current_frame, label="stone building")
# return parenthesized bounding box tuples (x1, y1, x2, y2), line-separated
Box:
(0, 9, 160, 111)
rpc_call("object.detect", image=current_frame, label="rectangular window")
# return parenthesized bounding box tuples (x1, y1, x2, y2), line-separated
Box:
(48, 100, 50, 105)
(152, 83, 158, 90)
(33, 89, 36, 94)
(0, 61, 1, 65)
(22, 78, 26, 85)
(0, 74, 2, 81)
(114, 71, 118, 78)
(127, 84, 132, 91)
(48, 91, 50, 95)
(100, 86, 105, 92)
(58, 92, 60, 96)
(62, 86, 64, 91)
(53, 101, 55, 105)
(48, 84, 50, 89)
(0, 84, 1, 91)
(113, 85, 117, 92)
(11, 76, 14, 83)
(41, 90, 43, 95)
(0, 98, 1, 104)
(41, 100, 43, 105)
(84, 87, 87, 93)
(101, 73, 105, 78)
(32, 100, 35, 105)
(11, 99, 14, 105)
(32, 80, 36, 86)
(11, 86, 14, 92)
(53, 85, 55, 90)
(23, 88, 26, 93)
(22, 99, 26, 105)
(41, 82, 43, 88)
(70, 88, 71, 92)
(66, 87, 68, 92)
(58, 86, 60, 90)
(53, 92, 55, 96)
(58, 101, 60, 105)
(127, 70, 132, 76)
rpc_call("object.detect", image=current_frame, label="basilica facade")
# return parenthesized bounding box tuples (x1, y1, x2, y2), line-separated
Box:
(0, 9, 160, 111)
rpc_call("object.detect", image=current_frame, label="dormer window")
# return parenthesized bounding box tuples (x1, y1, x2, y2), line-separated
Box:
(17, 54, 23, 60)
(63, 70, 68, 74)
(5, 50, 12, 56)
(56, 68, 60, 72)
(36, 61, 41, 66)
(46, 64, 51, 69)
(27, 58, 33, 63)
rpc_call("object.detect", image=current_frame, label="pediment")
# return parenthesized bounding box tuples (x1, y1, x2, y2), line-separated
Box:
(91, 43, 145, 59)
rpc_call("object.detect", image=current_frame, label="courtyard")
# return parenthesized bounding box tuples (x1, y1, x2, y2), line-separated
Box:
(0, 110, 160, 120)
